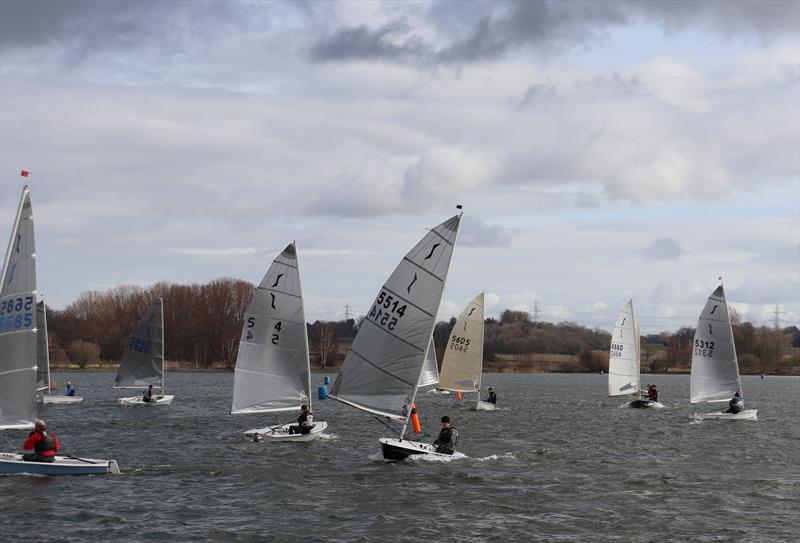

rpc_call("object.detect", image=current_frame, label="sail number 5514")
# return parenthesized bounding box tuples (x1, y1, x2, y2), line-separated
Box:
(369, 291, 407, 331)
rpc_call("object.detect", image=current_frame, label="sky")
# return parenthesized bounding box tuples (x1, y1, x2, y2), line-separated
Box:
(0, 0, 798, 333)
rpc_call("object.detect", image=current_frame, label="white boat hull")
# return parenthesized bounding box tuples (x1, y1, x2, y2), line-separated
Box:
(379, 437, 462, 461)
(426, 389, 451, 395)
(623, 399, 665, 409)
(694, 409, 758, 421)
(244, 421, 327, 442)
(474, 400, 496, 411)
(118, 394, 174, 406)
(41, 395, 84, 405)
(0, 452, 120, 475)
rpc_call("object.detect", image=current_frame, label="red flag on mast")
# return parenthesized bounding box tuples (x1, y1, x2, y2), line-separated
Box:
(20, 170, 29, 177)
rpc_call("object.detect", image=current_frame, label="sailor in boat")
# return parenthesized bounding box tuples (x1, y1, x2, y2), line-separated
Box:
(485, 387, 498, 405)
(66, 381, 76, 397)
(724, 391, 744, 414)
(433, 416, 458, 455)
(288, 404, 314, 435)
(22, 419, 60, 463)
(647, 384, 658, 402)
(143, 384, 154, 403)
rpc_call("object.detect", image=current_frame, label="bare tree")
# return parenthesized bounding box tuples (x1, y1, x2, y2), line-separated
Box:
(313, 321, 338, 368)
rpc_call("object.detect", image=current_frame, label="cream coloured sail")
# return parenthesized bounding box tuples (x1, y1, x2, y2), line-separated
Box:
(438, 292, 485, 393)
(231, 243, 311, 414)
(331, 214, 461, 421)
(417, 338, 439, 389)
(0, 187, 38, 430)
(690, 285, 741, 403)
(608, 300, 640, 397)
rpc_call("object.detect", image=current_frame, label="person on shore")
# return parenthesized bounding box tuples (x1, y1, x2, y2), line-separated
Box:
(142, 384, 154, 403)
(289, 404, 314, 435)
(725, 391, 744, 414)
(65, 381, 76, 397)
(433, 415, 458, 455)
(485, 387, 497, 405)
(22, 418, 59, 463)
(648, 384, 658, 402)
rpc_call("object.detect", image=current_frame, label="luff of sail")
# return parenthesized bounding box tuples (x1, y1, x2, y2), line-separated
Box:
(114, 298, 165, 389)
(417, 338, 439, 388)
(608, 300, 639, 397)
(331, 214, 461, 421)
(231, 243, 311, 414)
(0, 187, 38, 430)
(438, 292, 485, 393)
(36, 301, 50, 392)
(690, 285, 741, 403)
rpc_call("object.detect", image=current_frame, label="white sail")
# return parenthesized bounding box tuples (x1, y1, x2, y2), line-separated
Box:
(690, 285, 741, 403)
(417, 338, 439, 388)
(608, 300, 640, 397)
(114, 298, 165, 389)
(438, 292, 485, 393)
(331, 214, 461, 421)
(0, 187, 38, 430)
(231, 243, 311, 414)
(36, 300, 50, 392)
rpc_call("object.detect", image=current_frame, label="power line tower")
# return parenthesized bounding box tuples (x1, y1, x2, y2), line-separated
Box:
(531, 299, 540, 323)
(342, 304, 352, 321)
(774, 304, 784, 331)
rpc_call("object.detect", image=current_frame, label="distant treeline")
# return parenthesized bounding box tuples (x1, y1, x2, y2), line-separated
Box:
(46, 280, 800, 373)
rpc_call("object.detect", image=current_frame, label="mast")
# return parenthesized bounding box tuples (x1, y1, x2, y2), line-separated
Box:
(295, 242, 313, 411)
(160, 298, 165, 394)
(0, 186, 28, 288)
(476, 293, 485, 409)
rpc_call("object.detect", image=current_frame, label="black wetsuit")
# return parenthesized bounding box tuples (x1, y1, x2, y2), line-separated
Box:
(486, 391, 497, 405)
(433, 426, 458, 455)
(724, 397, 743, 414)
(289, 412, 313, 434)
(143, 388, 153, 402)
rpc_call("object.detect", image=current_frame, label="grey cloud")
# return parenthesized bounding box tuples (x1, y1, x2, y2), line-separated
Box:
(643, 238, 684, 260)
(459, 218, 515, 248)
(573, 73, 647, 97)
(310, 0, 799, 65)
(514, 82, 558, 110)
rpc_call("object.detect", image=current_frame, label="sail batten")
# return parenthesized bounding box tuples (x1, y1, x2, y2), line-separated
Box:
(331, 215, 461, 421)
(231, 243, 312, 415)
(608, 300, 640, 397)
(438, 293, 485, 393)
(0, 187, 38, 430)
(114, 298, 165, 390)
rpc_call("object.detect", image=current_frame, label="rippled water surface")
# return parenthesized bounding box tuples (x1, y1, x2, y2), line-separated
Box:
(1, 372, 798, 542)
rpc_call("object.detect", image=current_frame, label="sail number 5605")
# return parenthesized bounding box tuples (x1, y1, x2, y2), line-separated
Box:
(369, 291, 407, 331)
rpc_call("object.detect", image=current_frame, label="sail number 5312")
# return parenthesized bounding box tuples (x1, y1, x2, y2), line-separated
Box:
(369, 291, 407, 331)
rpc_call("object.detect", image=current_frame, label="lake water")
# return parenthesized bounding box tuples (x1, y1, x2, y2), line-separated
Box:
(1, 372, 798, 542)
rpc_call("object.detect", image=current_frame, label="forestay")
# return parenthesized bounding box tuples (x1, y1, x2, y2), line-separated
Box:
(0, 187, 37, 430)
(690, 285, 741, 403)
(114, 298, 165, 389)
(417, 338, 439, 388)
(608, 300, 640, 397)
(36, 301, 50, 392)
(331, 215, 461, 421)
(231, 243, 311, 414)
(438, 292, 485, 393)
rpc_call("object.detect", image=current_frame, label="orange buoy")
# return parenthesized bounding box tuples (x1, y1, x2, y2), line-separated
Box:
(411, 403, 422, 433)
(456, 391, 462, 400)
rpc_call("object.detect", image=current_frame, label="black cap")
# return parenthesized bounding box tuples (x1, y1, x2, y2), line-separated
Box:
(441, 415, 450, 423)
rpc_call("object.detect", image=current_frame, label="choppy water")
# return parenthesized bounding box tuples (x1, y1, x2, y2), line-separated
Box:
(1, 372, 798, 542)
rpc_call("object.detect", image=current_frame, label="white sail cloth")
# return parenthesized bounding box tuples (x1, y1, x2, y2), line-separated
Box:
(438, 292, 485, 393)
(608, 300, 640, 397)
(231, 243, 311, 414)
(690, 285, 741, 403)
(36, 301, 50, 392)
(417, 338, 439, 388)
(331, 215, 461, 421)
(114, 298, 165, 389)
(0, 187, 38, 429)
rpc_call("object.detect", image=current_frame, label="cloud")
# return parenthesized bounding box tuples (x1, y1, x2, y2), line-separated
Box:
(643, 238, 684, 260)
(459, 218, 515, 247)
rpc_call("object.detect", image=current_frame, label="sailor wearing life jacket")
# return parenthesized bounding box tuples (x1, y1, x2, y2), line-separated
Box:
(289, 404, 314, 435)
(433, 415, 458, 455)
(725, 391, 744, 414)
(22, 418, 59, 462)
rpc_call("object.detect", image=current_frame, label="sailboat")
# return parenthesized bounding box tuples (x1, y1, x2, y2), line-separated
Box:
(437, 293, 492, 410)
(690, 285, 757, 420)
(0, 186, 119, 475)
(609, 300, 663, 408)
(417, 338, 440, 391)
(37, 301, 83, 404)
(330, 212, 462, 460)
(114, 298, 174, 405)
(231, 242, 327, 442)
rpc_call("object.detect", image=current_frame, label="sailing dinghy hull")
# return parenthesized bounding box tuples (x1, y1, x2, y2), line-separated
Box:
(0, 453, 120, 475)
(474, 400, 496, 411)
(118, 395, 174, 406)
(624, 399, 665, 409)
(379, 438, 460, 461)
(40, 395, 84, 405)
(426, 389, 451, 395)
(244, 421, 327, 442)
(694, 409, 757, 421)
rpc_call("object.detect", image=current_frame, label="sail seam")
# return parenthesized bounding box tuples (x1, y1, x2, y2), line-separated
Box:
(362, 317, 427, 354)
(256, 287, 301, 299)
(400, 257, 444, 284)
(348, 347, 417, 387)
(381, 285, 435, 318)
(427, 227, 455, 246)
(0, 366, 36, 377)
